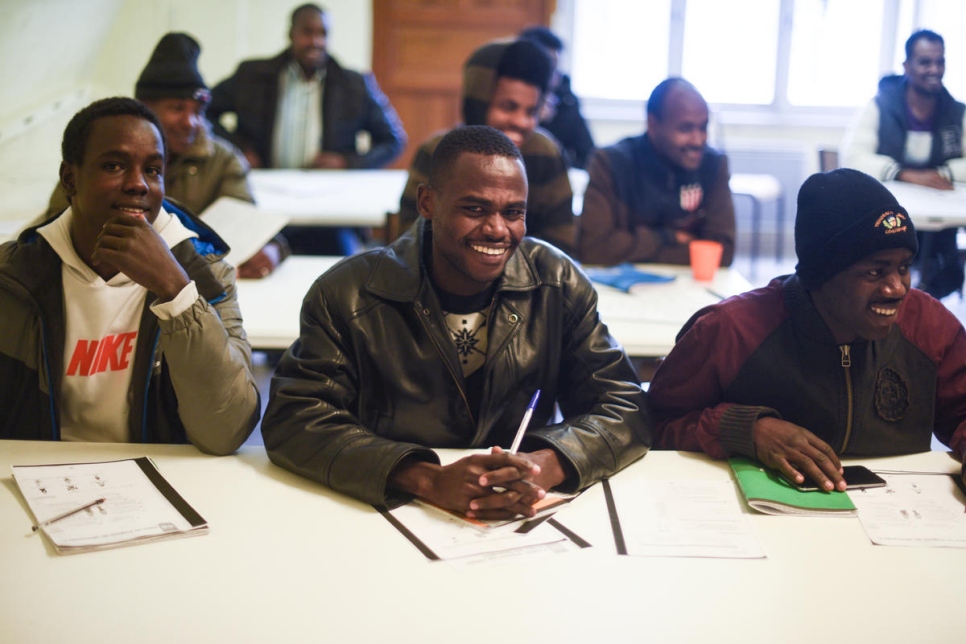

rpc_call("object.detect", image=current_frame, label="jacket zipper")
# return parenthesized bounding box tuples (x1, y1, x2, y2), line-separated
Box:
(839, 345, 853, 452)
(414, 304, 475, 425)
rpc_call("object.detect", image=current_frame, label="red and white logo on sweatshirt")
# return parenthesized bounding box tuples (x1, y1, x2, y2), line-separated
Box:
(680, 183, 703, 212)
(66, 332, 138, 377)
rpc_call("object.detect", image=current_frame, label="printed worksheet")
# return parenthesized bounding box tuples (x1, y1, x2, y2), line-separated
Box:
(851, 473, 966, 548)
(13, 458, 206, 553)
(606, 478, 766, 559)
(384, 501, 586, 563)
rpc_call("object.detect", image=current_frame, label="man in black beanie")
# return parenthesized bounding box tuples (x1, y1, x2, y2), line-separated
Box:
(136, 32, 288, 279)
(649, 168, 966, 489)
(43, 32, 288, 279)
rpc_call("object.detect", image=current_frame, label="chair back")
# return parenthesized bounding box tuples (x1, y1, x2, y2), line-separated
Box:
(819, 148, 839, 172)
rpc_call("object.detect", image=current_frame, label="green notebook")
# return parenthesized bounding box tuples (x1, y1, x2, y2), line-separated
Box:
(729, 457, 857, 517)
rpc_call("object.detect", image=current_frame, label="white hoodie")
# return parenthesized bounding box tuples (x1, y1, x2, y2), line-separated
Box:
(38, 207, 199, 442)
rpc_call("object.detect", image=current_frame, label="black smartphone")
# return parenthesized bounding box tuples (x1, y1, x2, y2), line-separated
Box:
(791, 465, 887, 492)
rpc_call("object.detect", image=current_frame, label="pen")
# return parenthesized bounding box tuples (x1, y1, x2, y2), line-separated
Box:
(32, 498, 105, 532)
(509, 390, 541, 454)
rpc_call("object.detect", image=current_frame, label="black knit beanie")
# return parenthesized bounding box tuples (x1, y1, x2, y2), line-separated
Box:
(135, 33, 211, 103)
(795, 168, 918, 289)
(462, 39, 552, 126)
(496, 40, 553, 95)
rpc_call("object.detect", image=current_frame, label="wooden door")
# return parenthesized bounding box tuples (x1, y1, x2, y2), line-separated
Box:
(372, 0, 554, 169)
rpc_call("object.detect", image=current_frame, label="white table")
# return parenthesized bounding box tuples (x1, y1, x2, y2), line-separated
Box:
(884, 180, 966, 231)
(249, 168, 591, 229)
(593, 263, 752, 356)
(1, 439, 962, 644)
(236, 257, 752, 356)
(249, 169, 408, 227)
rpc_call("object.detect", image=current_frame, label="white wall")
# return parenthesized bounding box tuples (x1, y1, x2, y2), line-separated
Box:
(90, 0, 372, 101)
(0, 0, 371, 224)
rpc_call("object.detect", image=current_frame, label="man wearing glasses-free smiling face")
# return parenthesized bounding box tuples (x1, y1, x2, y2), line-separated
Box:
(262, 126, 651, 517)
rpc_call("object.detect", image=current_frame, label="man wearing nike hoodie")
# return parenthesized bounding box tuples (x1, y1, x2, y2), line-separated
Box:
(0, 97, 259, 454)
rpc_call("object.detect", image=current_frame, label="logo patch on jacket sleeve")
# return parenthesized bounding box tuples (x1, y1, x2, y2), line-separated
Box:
(874, 367, 909, 422)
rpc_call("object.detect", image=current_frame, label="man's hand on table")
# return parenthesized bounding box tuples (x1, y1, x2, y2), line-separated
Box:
(311, 152, 349, 169)
(237, 242, 282, 279)
(390, 447, 567, 520)
(897, 168, 954, 190)
(753, 416, 846, 492)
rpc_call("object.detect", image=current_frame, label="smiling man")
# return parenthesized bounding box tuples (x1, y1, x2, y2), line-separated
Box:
(648, 169, 966, 489)
(42, 32, 289, 279)
(0, 97, 259, 454)
(398, 38, 576, 255)
(262, 126, 650, 515)
(209, 4, 405, 254)
(209, 3, 405, 171)
(578, 78, 735, 266)
(842, 29, 966, 299)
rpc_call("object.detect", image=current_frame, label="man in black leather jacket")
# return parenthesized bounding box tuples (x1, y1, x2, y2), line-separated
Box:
(261, 126, 651, 516)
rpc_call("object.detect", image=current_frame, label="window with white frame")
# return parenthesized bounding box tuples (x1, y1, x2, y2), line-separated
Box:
(567, 0, 966, 115)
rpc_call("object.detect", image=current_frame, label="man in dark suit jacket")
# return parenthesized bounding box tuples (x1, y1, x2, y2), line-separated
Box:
(208, 3, 406, 171)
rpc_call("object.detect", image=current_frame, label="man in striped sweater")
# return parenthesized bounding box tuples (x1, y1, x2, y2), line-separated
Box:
(398, 38, 575, 256)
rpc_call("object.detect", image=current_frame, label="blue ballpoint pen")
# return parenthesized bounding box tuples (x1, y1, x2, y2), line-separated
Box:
(509, 390, 541, 454)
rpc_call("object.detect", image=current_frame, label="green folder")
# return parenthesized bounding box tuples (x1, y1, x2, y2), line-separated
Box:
(729, 457, 857, 517)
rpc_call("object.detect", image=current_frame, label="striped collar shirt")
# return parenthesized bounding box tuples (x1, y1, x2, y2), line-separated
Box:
(272, 60, 325, 168)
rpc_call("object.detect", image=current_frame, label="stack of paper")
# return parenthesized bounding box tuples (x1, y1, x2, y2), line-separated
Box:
(13, 457, 208, 554)
(603, 477, 765, 558)
(381, 493, 585, 563)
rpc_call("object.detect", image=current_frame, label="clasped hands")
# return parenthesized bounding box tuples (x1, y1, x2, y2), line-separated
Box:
(391, 447, 566, 520)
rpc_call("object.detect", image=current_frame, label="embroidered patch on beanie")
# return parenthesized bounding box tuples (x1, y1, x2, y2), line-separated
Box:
(794, 168, 918, 289)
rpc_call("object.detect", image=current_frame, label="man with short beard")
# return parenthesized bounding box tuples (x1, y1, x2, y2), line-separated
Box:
(263, 126, 650, 515)
(398, 38, 576, 256)
(842, 29, 966, 299)
(579, 78, 736, 267)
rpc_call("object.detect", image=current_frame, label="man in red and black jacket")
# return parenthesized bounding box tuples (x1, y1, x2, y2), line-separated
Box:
(649, 168, 966, 489)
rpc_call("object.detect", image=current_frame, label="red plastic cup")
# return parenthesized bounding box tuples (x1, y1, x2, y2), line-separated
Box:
(689, 240, 723, 281)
